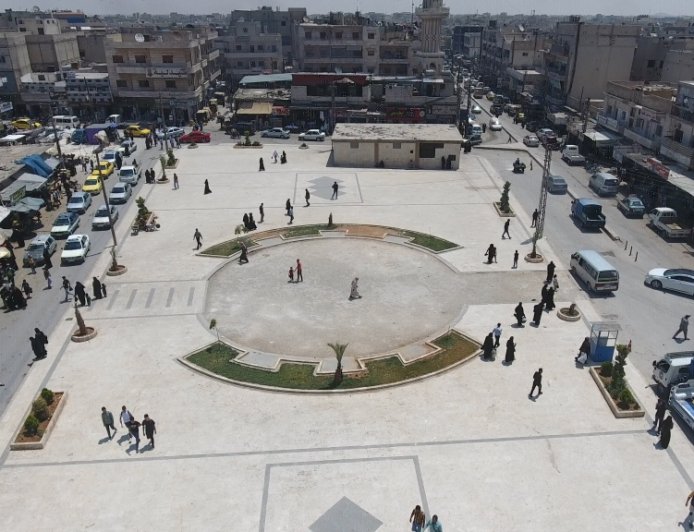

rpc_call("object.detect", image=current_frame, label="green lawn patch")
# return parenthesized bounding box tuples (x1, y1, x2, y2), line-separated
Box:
(283, 224, 323, 238)
(185, 331, 478, 391)
(400, 229, 458, 252)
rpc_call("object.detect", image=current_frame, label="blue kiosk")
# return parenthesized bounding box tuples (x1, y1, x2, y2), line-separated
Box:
(589, 322, 621, 363)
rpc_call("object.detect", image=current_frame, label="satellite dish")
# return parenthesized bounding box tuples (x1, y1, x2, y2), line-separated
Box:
(135, 33, 145, 43)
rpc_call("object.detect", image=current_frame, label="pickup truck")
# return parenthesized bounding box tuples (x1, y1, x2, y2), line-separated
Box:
(648, 207, 693, 240)
(571, 198, 606, 229)
(617, 195, 646, 218)
(561, 145, 585, 166)
(669, 380, 694, 432)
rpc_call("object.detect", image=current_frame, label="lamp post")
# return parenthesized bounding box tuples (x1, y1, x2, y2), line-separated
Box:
(531, 145, 552, 258)
(93, 131, 121, 273)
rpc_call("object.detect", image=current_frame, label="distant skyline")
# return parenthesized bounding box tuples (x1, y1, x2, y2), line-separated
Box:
(3, 0, 692, 17)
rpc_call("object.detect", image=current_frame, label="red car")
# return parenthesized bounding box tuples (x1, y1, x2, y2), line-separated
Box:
(179, 131, 211, 143)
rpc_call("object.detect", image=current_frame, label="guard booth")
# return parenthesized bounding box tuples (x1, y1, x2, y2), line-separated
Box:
(589, 322, 620, 362)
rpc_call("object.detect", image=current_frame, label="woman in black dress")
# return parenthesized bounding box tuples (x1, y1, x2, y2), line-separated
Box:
(203, 179, 212, 195)
(504, 337, 516, 364)
(659, 415, 674, 449)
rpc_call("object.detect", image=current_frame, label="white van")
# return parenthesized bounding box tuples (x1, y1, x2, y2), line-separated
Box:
(652, 352, 694, 391)
(470, 123, 483, 137)
(589, 172, 619, 196)
(569, 249, 619, 292)
(52, 115, 79, 130)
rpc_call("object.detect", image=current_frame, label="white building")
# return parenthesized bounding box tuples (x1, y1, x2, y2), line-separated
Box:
(331, 123, 462, 170)
(661, 80, 694, 170)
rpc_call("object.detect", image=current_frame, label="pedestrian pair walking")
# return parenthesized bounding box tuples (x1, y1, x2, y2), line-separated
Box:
(116, 405, 156, 452)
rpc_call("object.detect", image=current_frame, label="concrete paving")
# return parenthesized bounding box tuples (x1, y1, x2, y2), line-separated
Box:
(0, 142, 692, 531)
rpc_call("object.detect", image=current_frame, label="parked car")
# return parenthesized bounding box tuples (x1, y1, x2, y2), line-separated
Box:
(164, 127, 185, 138)
(617, 195, 646, 218)
(90, 160, 115, 178)
(179, 131, 211, 143)
(92, 204, 118, 230)
(109, 182, 132, 204)
(523, 134, 540, 147)
(468, 134, 483, 146)
(61, 234, 90, 265)
(485, 91, 496, 101)
(23, 234, 57, 266)
(648, 207, 693, 240)
(82, 176, 103, 195)
(101, 150, 118, 163)
(125, 124, 151, 138)
(645, 268, 694, 297)
(120, 139, 138, 154)
(298, 129, 326, 141)
(50, 211, 80, 238)
(471, 104, 482, 114)
(488, 118, 502, 131)
(66, 192, 92, 214)
(547, 175, 568, 194)
(12, 118, 41, 130)
(261, 127, 291, 139)
(561, 145, 586, 166)
(537, 128, 557, 145)
(118, 165, 140, 185)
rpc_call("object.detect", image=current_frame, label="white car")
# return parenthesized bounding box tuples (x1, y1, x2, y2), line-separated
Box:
(523, 134, 540, 147)
(118, 165, 140, 185)
(66, 192, 92, 214)
(92, 204, 118, 230)
(645, 268, 694, 297)
(471, 104, 482, 114)
(298, 129, 326, 141)
(261, 127, 290, 139)
(61, 234, 90, 265)
(164, 127, 185, 138)
(120, 139, 137, 154)
(109, 182, 132, 204)
(489, 118, 502, 131)
(101, 150, 118, 163)
(50, 212, 80, 238)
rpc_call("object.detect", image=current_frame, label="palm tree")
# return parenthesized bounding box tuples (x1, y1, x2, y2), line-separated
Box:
(327, 342, 348, 385)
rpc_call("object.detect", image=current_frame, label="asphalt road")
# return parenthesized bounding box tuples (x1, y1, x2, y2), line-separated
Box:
(0, 139, 161, 415)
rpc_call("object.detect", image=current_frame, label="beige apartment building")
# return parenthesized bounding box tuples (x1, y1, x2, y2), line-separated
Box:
(661, 81, 694, 170)
(0, 32, 32, 110)
(220, 20, 283, 84)
(105, 26, 220, 123)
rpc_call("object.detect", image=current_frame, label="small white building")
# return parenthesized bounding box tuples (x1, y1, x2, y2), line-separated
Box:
(331, 123, 462, 170)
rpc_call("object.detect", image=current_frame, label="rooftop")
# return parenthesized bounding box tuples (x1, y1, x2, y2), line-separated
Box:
(238, 73, 292, 86)
(332, 123, 462, 143)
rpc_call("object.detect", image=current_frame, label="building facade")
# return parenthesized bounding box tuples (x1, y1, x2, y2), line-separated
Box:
(414, 0, 449, 74)
(661, 81, 694, 170)
(0, 32, 32, 110)
(220, 20, 283, 85)
(25, 33, 80, 72)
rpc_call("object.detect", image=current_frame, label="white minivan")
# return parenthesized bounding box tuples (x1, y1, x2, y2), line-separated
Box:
(570, 249, 619, 292)
(52, 115, 79, 129)
(589, 172, 619, 196)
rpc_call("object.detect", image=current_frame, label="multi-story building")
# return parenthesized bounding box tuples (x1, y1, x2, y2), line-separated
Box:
(64, 71, 112, 121)
(0, 32, 32, 111)
(105, 26, 220, 123)
(544, 18, 640, 110)
(462, 29, 483, 60)
(220, 20, 283, 85)
(598, 81, 676, 152)
(25, 32, 80, 72)
(0, 9, 62, 35)
(630, 36, 694, 82)
(661, 81, 694, 170)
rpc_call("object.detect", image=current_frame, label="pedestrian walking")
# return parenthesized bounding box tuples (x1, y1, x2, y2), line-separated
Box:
(281, 150, 287, 164)
(120, 405, 134, 438)
(203, 179, 212, 195)
(92, 277, 103, 300)
(545, 287, 556, 311)
(141, 414, 156, 449)
(27, 257, 36, 274)
(575, 337, 590, 365)
(272, 150, 278, 163)
(259, 202, 264, 223)
(529, 159, 533, 171)
(21, 279, 32, 299)
(653, 397, 667, 435)
(492, 323, 502, 348)
(512, 250, 519, 269)
(74, 281, 87, 306)
(304, 188, 310, 207)
(29, 328, 48, 360)
(101, 407, 117, 440)
(532, 301, 544, 326)
(482, 332, 495, 360)
(349, 277, 361, 300)
(507, 135, 512, 143)
(44, 267, 52, 289)
(331, 181, 339, 200)
(551, 274, 559, 291)
(43, 248, 52, 269)
(238, 242, 249, 264)
(410, 505, 426, 532)
(259, 157, 265, 171)
(546, 261, 556, 283)
(504, 336, 516, 364)
(502, 219, 511, 239)
(683, 490, 694, 530)
(61, 276, 72, 302)
(673, 315, 690, 340)
(128, 419, 141, 452)
(288, 205, 294, 225)
(482, 123, 487, 133)
(285, 198, 291, 216)
(424, 514, 442, 532)
(529, 368, 543, 397)
(193, 228, 203, 250)
(248, 213, 256, 230)
(173, 173, 179, 190)
(288, 266, 294, 283)
(296, 259, 303, 282)
(658, 415, 674, 449)
(531, 209, 538, 227)
(514, 302, 526, 327)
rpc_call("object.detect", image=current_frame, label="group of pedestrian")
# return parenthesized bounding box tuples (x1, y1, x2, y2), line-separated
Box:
(481, 323, 517, 364)
(288, 259, 303, 283)
(57, 275, 105, 304)
(101, 405, 156, 453)
(242, 213, 257, 231)
(409, 504, 442, 532)
(652, 396, 674, 449)
(268, 151, 287, 165)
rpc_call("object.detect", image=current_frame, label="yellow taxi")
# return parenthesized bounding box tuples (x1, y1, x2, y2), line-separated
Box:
(12, 118, 42, 130)
(82, 177, 104, 195)
(90, 161, 115, 178)
(125, 124, 151, 138)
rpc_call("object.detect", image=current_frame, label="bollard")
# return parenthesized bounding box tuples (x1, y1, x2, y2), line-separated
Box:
(635, 251, 638, 262)
(624, 240, 628, 250)
(629, 246, 633, 256)
(628, 340, 632, 353)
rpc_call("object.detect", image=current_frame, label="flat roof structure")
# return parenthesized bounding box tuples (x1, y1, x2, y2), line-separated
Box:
(332, 123, 462, 143)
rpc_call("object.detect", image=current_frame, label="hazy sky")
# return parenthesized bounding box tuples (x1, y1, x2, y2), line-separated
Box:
(5, 0, 692, 17)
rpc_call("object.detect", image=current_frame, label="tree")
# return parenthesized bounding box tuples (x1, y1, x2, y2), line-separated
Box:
(499, 181, 511, 213)
(327, 342, 348, 385)
(608, 344, 630, 397)
(75, 304, 88, 336)
(209, 318, 220, 343)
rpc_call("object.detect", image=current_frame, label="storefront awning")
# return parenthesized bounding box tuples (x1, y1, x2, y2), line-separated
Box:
(16, 173, 47, 192)
(0, 206, 11, 224)
(582, 130, 621, 147)
(44, 157, 60, 170)
(236, 102, 273, 115)
(18, 196, 45, 210)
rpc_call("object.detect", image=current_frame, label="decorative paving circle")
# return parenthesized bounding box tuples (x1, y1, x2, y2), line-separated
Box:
(204, 237, 465, 361)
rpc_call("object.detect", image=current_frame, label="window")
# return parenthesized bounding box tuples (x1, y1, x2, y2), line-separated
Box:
(0, 56, 5, 63)
(272, 45, 277, 52)
(655, 125, 663, 136)
(320, 32, 327, 40)
(138, 79, 150, 88)
(243, 27, 248, 33)
(352, 32, 359, 39)
(674, 128, 683, 143)
(250, 61, 256, 67)
(236, 45, 242, 51)
(162, 55, 173, 64)
(350, 141, 359, 149)
(259, 61, 265, 68)
(419, 142, 443, 158)
(258, 45, 264, 51)
(367, 33, 375, 39)
(647, 59, 655, 68)
(237, 61, 243, 67)
(392, 142, 401, 149)
(112, 55, 123, 63)
(281, 21, 286, 26)
(522, 52, 528, 56)
(305, 31, 312, 40)
(367, 49, 375, 56)
(336, 32, 342, 39)
(116, 80, 127, 88)
(250, 45, 255, 52)
(135, 55, 146, 64)
(165, 80, 176, 88)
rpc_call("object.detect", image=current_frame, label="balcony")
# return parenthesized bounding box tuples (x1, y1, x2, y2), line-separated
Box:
(671, 104, 694, 124)
(597, 114, 625, 134)
(114, 62, 192, 76)
(660, 137, 694, 170)
(207, 49, 220, 61)
(623, 128, 658, 150)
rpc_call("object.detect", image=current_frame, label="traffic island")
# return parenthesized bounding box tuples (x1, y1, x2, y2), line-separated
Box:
(70, 306, 97, 342)
(106, 264, 128, 276)
(525, 253, 544, 263)
(11, 389, 66, 450)
(557, 303, 581, 322)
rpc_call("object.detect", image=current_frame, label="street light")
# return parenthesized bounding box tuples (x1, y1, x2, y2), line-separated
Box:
(92, 130, 121, 273)
(531, 145, 552, 258)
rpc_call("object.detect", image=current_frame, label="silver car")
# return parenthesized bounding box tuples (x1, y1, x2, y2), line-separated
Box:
(523, 134, 540, 147)
(118, 165, 140, 185)
(109, 182, 132, 204)
(92, 204, 118, 230)
(547, 175, 568, 194)
(645, 268, 694, 297)
(261, 127, 290, 139)
(66, 192, 92, 214)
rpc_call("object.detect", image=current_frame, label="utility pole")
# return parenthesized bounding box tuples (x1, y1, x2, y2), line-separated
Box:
(531, 145, 551, 257)
(93, 132, 121, 272)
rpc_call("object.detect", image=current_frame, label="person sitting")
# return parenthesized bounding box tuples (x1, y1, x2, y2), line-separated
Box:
(575, 337, 590, 366)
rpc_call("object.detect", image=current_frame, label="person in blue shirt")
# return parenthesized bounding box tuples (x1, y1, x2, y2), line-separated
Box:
(425, 514, 442, 531)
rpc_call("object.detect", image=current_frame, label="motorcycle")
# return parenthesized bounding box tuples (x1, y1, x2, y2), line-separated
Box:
(513, 160, 526, 174)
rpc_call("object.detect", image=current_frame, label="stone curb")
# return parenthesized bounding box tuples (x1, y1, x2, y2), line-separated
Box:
(10, 391, 67, 451)
(589, 367, 645, 419)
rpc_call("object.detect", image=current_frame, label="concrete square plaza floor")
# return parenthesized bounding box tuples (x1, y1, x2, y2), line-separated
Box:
(0, 143, 692, 531)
